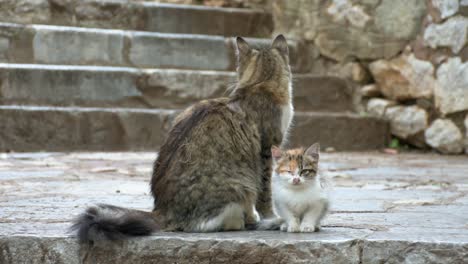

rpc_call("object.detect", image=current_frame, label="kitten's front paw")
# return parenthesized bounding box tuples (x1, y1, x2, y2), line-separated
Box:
(287, 224, 300, 233)
(300, 225, 317, 233)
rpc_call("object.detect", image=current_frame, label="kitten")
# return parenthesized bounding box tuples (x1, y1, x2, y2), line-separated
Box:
(72, 35, 294, 242)
(271, 143, 329, 232)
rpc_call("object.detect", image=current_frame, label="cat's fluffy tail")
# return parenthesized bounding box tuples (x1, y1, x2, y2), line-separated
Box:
(70, 204, 160, 243)
(246, 217, 284, 230)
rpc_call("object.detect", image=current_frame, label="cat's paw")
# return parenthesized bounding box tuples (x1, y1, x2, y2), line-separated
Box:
(300, 225, 317, 233)
(280, 223, 288, 232)
(287, 224, 300, 233)
(245, 212, 260, 225)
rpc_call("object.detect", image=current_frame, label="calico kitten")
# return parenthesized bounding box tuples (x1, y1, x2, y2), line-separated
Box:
(72, 35, 293, 242)
(271, 143, 329, 232)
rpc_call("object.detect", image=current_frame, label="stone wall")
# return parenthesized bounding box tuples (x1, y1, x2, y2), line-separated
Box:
(272, 0, 468, 154)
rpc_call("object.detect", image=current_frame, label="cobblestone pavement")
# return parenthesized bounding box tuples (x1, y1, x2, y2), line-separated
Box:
(0, 152, 467, 263)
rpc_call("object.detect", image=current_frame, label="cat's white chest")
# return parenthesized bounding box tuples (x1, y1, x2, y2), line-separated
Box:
(280, 83, 294, 137)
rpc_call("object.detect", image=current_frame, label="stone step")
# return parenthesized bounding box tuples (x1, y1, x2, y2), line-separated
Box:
(0, 23, 307, 72)
(0, 106, 389, 152)
(1, 152, 466, 264)
(0, 64, 355, 112)
(0, 1, 273, 38)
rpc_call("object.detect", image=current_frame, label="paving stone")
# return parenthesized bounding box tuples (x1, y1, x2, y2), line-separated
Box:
(0, 152, 466, 263)
(0, 1, 273, 37)
(0, 64, 356, 112)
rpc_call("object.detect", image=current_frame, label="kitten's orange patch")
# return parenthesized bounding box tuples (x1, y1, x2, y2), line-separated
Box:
(275, 148, 304, 174)
(275, 147, 319, 174)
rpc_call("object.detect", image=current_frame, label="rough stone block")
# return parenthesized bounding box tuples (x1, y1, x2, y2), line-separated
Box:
(425, 118, 463, 154)
(384, 105, 428, 140)
(291, 75, 355, 112)
(424, 16, 468, 54)
(143, 3, 273, 37)
(366, 98, 396, 118)
(291, 0, 428, 61)
(32, 25, 124, 65)
(432, 0, 459, 19)
(369, 54, 435, 101)
(289, 112, 390, 151)
(435, 57, 468, 115)
(129, 33, 230, 70)
(0, 64, 142, 106)
(0, 0, 50, 24)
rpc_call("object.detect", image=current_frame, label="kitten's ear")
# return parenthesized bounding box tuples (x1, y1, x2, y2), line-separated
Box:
(271, 34, 288, 56)
(271, 146, 282, 161)
(236, 37, 251, 58)
(305, 143, 320, 159)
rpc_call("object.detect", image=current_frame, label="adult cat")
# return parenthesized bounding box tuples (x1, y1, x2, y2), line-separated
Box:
(72, 35, 293, 241)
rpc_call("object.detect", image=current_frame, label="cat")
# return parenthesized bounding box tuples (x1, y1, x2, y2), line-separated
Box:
(72, 35, 294, 242)
(258, 143, 329, 233)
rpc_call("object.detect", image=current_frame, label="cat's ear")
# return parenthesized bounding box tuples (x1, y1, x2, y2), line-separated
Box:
(271, 146, 282, 161)
(236, 37, 251, 58)
(271, 34, 288, 56)
(305, 143, 320, 159)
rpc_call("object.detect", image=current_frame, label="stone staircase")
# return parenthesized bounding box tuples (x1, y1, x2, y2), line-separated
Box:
(0, 0, 389, 152)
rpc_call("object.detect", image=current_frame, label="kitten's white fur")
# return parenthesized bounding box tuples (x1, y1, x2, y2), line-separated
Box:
(272, 166, 329, 232)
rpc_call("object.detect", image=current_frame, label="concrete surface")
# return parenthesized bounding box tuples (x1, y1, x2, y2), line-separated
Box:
(0, 152, 467, 263)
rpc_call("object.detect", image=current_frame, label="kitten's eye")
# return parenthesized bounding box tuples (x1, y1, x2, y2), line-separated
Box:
(280, 170, 293, 174)
(301, 169, 316, 175)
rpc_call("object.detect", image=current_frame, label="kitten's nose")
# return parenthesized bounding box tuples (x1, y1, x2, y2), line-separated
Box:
(293, 178, 300, 184)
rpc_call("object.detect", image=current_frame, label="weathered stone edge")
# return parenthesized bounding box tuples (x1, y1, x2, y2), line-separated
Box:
(0, 0, 273, 37)
(0, 235, 466, 264)
(0, 106, 389, 151)
(0, 23, 305, 72)
(0, 64, 354, 111)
